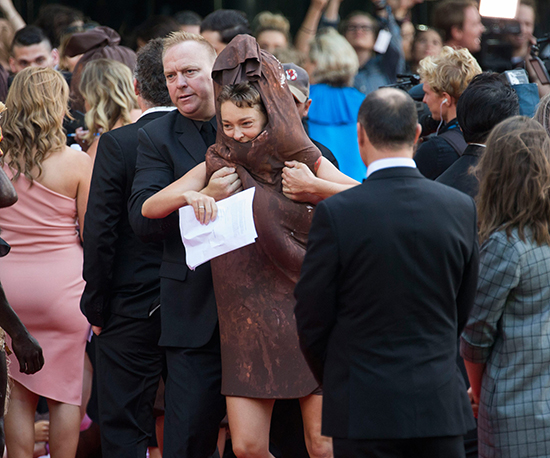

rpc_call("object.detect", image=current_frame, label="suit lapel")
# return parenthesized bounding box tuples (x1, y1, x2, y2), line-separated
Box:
(174, 112, 211, 164)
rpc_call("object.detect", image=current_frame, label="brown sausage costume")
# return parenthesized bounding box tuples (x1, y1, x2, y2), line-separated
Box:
(205, 35, 320, 398)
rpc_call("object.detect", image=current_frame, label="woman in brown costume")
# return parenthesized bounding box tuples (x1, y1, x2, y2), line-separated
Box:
(143, 34, 357, 458)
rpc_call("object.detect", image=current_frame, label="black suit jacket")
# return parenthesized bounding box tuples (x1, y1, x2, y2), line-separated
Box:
(295, 166, 478, 440)
(81, 111, 169, 327)
(436, 144, 484, 199)
(128, 110, 218, 348)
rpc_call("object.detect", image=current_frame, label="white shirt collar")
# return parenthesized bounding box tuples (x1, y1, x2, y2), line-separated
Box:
(366, 157, 416, 178)
(139, 106, 176, 120)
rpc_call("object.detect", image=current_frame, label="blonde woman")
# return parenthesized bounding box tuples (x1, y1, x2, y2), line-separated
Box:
(306, 28, 366, 181)
(253, 11, 291, 54)
(79, 58, 140, 160)
(0, 67, 92, 458)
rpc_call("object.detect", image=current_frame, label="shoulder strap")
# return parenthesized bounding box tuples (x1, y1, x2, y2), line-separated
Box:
(438, 129, 467, 157)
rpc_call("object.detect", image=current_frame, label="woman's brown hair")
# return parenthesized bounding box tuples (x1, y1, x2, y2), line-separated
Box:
(1, 67, 69, 182)
(217, 82, 266, 115)
(475, 116, 550, 245)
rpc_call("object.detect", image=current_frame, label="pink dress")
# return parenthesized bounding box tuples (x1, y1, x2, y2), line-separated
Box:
(0, 164, 89, 405)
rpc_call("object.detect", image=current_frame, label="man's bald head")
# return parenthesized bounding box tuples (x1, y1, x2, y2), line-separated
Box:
(358, 88, 418, 151)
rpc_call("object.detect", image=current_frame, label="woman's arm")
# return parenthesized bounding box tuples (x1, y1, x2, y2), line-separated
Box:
(0, 0, 25, 32)
(295, 0, 329, 55)
(142, 163, 242, 223)
(463, 360, 485, 417)
(75, 150, 93, 240)
(282, 157, 359, 202)
(460, 234, 520, 414)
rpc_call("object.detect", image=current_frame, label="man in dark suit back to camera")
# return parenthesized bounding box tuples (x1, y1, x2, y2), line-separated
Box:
(295, 88, 479, 458)
(80, 38, 173, 457)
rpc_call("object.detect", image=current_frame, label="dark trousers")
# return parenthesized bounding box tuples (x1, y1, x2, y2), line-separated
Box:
(333, 435, 466, 458)
(163, 326, 226, 458)
(95, 309, 164, 458)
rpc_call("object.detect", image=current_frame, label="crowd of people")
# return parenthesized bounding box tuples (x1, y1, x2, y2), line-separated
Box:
(0, 1, 547, 458)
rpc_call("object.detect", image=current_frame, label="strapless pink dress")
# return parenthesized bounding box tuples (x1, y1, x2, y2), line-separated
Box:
(0, 165, 88, 405)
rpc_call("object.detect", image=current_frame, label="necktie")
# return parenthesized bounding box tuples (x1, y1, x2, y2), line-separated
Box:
(200, 121, 217, 147)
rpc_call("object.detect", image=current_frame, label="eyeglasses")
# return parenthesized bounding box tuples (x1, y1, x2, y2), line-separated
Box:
(346, 24, 374, 33)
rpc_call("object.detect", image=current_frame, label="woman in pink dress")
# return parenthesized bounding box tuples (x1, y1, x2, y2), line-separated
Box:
(0, 67, 92, 458)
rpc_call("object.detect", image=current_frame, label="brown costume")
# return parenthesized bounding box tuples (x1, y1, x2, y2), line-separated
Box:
(205, 35, 321, 398)
(65, 26, 136, 114)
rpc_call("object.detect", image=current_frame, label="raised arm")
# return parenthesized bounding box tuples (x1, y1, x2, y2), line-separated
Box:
(0, 0, 25, 32)
(295, 0, 329, 55)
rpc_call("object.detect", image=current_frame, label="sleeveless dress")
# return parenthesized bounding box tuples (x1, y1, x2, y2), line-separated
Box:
(205, 35, 320, 398)
(0, 164, 89, 405)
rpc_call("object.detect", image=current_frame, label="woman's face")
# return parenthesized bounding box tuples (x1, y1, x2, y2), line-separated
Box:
(413, 30, 443, 63)
(221, 101, 267, 143)
(257, 30, 288, 54)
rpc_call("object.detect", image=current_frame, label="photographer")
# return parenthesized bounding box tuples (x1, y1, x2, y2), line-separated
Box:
(509, 0, 536, 66)
(414, 46, 481, 179)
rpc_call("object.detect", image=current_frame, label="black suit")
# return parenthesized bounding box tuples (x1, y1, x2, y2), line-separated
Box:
(128, 110, 225, 458)
(436, 144, 484, 199)
(295, 166, 478, 457)
(81, 110, 169, 457)
(436, 143, 485, 458)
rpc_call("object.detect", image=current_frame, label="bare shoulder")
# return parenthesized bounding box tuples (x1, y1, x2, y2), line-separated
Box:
(57, 146, 93, 172)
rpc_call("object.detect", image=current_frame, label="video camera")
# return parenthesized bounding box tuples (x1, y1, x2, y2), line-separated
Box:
(477, 0, 521, 73)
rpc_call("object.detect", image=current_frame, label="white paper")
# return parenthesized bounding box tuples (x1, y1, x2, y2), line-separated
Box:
(179, 187, 258, 270)
(374, 29, 392, 54)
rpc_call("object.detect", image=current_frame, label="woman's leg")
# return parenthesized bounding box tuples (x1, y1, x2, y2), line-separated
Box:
(47, 399, 81, 458)
(79, 352, 93, 422)
(226, 396, 275, 458)
(299, 394, 333, 458)
(4, 380, 39, 458)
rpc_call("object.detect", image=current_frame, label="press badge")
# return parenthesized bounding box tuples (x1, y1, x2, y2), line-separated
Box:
(374, 29, 392, 54)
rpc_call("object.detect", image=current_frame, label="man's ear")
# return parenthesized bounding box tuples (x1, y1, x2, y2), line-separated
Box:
(134, 78, 139, 97)
(414, 123, 422, 145)
(450, 25, 463, 44)
(357, 122, 367, 149)
(303, 99, 312, 118)
(51, 48, 60, 67)
(8, 57, 16, 74)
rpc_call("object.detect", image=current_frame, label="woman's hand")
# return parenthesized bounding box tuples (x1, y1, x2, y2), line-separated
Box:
(74, 127, 90, 151)
(34, 420, 50, 442)
(184, 191, 218, 225)
(203, 167, 243, 201)
(282, 160, 319, 197)
(467, 387, 479, 418)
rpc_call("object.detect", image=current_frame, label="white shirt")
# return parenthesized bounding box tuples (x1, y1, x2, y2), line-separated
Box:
(366, 157, 416, 178)
(138, 106, 176, 120)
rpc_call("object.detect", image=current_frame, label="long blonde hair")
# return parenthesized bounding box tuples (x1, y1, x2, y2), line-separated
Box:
(79, 58, 138, 142)
(1, 67, 69, 182)
(475, 116, 550, 245)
